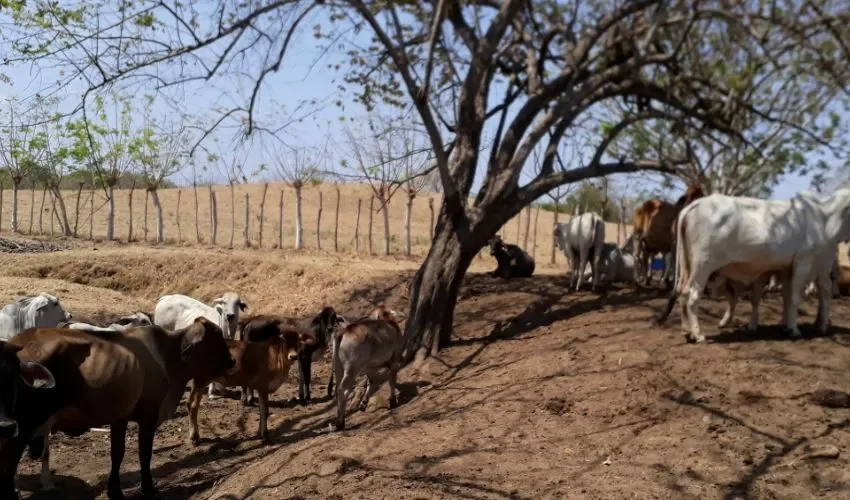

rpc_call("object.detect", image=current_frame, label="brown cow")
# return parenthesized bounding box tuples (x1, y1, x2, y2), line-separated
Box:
(632, 184, 705, 286)
(332, 304, 405, 431)
(836, 265, 850, 296)
(0, 317, 235, 500)
(187, 326, 314, 444)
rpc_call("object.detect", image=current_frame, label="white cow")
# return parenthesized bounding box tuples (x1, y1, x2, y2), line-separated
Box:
(554, 212, 606, 292)
(0, 293, 71, 341)
(582, 242, 636, 284)
(60, 312, 153, 333)
(154, 292, 247, 398)
(662, 187, 850, 343)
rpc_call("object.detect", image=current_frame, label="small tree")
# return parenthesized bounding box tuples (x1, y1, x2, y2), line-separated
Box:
(0, 97, 41, 232)
(130, 116, 189, 244)
(264, 141, 323, 250)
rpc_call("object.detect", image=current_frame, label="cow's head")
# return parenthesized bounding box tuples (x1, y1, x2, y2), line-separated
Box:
(0, 341, 55, 441)
(487, 235, 505, 256)
(114, 312, 153, 328)
(180, 317, 237, 381)
(280, 329, 312, 362)
(212, 293, 248, 339)
(370, 303, 406, 326)
(30, 294, 71, 327)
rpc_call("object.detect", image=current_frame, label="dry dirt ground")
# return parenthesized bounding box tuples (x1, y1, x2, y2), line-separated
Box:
(3, 242, 850, 499)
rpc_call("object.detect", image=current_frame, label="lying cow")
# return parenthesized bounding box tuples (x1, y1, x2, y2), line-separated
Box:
(154, 292, 248, 398)
(586, 242, 637, 284)
(658, 188, 850, 343)
(488, 235, 535, 279)
(238, 306, 344, 406)
(1, 317, 235, 499)
(187, 325, 314, 444)
(554, 212, 605, 291)
(0, 293, 71, 342)
(333, 304, 405, 431)
(58, 312, 153, 333)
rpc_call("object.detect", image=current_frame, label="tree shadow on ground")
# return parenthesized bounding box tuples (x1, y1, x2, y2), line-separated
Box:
(708, 324, 850, 344)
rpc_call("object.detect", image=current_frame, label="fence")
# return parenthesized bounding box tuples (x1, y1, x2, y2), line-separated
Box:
(0, 182, 635, 266)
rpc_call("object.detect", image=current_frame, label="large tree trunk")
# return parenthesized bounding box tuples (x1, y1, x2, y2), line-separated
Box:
(51, 186, 71, 236)
(10, 181, 20, 233)
(294, 185, 303, 250)
(404, 221, 478, 361)
(106, 184, 116, 241)
(150, 188, 164, 244)
(74, 182, 84, 238)
(381, 196, 390, 256)
(127, 181, 136, 242)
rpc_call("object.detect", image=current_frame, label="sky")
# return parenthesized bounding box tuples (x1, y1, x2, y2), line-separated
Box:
(0, 4, 833, 202)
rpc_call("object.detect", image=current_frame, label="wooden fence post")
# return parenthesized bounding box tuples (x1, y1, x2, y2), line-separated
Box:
(209, 186, 218, 245)
(243, 192, 250, 248)
(316, 190, 323, 250)
(523, 206, 531, 249)
(88, 188, 94, 240)
(333, 186, 340, 252)
(278, 189, 284, 249)
(73, 182, 83, 238)
(368, 195, 374, 255)
(28, 188, 35, 235)
(176, 189, 182, 244)
(38, 187, 47, 235)
(193, 182, 201, 244)
(258, 183, 268, 248)
(532, 206, 540, 260)
(354, 199, 362, 253)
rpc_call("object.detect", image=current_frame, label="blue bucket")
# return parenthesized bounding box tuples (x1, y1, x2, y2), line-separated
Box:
(650, 257, 665, 272)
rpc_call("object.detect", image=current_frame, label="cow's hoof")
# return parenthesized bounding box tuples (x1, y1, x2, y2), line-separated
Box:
(41, 479, 55, 491)
(389, 397, 399, 409)
(141, 484, 158, 499)
(358, 402, 368, 412)
(259, 434, 271, 445)
(189, 433, 200, 446)
(106, 485, 125, 500)
(334, 421, 345, 432)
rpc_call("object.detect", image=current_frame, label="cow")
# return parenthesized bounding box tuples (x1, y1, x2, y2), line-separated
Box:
(656, 187, 850, 343)
(836, 265, 850, 296)
(0, 317, 235, 499)
(488, 235, 535, 279)
(187, 326, 314, 444)
(333, 304, 405, 431)
(554, 212, 605, 291)
(154, 292, 248, 398)
(596, 242, 637, 284)
(0, 293, 71, 342)
(58, 312, 153, 333)
(236, 307, 343, 406)
(632, 184, 705, 287)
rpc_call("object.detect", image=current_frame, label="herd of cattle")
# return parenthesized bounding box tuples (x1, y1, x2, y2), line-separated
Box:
(0, 291, 405, 499)
(1, 182, 849, 499)
(489, 183, 850, 342)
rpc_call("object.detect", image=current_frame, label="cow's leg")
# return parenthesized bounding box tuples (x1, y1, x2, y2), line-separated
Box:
(39, 432, 53, 491)
(591, 248, 601, 292)
(718, 281, 737, 328)
(335, 367, 358, 431)
(326, 356, 335, 399)
(106, 419, 129, 500)
(187, 387, 203, 446)
(814, 272, 832, 333)
(137, 415, 158, 498)
(357, 375, 374, 412)
(576, 248, 589, 292)
(387, 363, 400, 409)
(299, 351, 313, 404)
(258, 388, 270, 443)
(747, 278, 766, 332)
(682, 272, 710, 343)
(785, 261, 811, 338)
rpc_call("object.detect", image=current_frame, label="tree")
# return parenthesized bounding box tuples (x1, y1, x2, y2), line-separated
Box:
(263, 139, 323, 250)
(8, 0, 850, 363)
(29, 105, 77, 236)
(130, 109, 190, 244)
(341, 112, 432, 256)
(65, 93, 139, 241)
(0, 96, 45, 232)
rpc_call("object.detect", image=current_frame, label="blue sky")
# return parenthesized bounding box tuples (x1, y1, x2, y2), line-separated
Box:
(0, 6, 829, 202)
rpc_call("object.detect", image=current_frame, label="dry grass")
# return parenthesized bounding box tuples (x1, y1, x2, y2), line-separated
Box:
(0, 183, 631, 268)
(1, 182, 847, 268)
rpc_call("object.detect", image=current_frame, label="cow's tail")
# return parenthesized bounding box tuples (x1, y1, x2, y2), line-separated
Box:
(331, 325, 344, 395)
(655, 202, 695, 325)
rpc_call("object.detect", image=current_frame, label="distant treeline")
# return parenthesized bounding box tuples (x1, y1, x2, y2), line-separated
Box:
(0, 169, 176, 190)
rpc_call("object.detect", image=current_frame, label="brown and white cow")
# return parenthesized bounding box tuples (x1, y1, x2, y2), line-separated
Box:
(332, 304, 405, 431)
(0, 317, 235, 500)
(187, 326, 315, 444)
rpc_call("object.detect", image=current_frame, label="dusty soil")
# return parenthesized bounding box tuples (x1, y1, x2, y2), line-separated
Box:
(4, 245, 850, 499)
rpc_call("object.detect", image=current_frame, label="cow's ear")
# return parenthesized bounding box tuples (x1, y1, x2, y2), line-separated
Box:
(19, 361, 55, 390)
(239, 301, 248, 311)
(214, 303, 224, 314)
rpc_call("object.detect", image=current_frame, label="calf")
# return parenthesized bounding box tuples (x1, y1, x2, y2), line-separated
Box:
(488, 235, 535, 280)
(187, 327, 315, 444)
(238, 306, 344, 406)
(333, 304, 405, 431)
(0, 317, 235, 499)
(59, 312, 154, 333)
